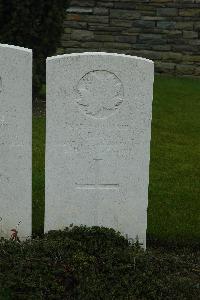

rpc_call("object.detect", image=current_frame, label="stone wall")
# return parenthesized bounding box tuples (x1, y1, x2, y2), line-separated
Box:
(58, 0, 200, 77)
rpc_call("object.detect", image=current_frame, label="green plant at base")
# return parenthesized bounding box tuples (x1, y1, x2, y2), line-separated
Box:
(0, 226, 199, 299)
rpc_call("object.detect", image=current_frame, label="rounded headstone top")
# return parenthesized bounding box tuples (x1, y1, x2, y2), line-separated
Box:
(47, 52, 154, 64)
(0, 43, 32, 53)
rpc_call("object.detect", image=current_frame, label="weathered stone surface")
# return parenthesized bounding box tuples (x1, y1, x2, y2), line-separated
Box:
(172, 44, 199, 53)
(139, 33, 163, 40)
(70, 0, 95, 7)
(89, 24, 124, 32)
(176, 64, 195, 74)
(157, 21, 176, 29)
(64, 21, 88, 29)
(67, 7, 93, 14)
(135, 4, 155, 11)
(67, 14, 109, 23)
(194, 66, 200, 76)
(130, 50, 163, 60)
(103, 42, 132, 49)
(0, 44, 32, 240)
(71, 29, 94, 41)
(151, 44, 171, 51)
(183, 30, 199, 38)
(66, 14, 82, 21)
(61, 33, 71, 41)
(61, 40, 82, 48)
(62, 1, 200, 77)
(97, 1, 114, 8)
(142, 16, 167, 20)
(194, 22, 200, 30)
(56, 48, 65, 55)
(110, 19, 134, 27)
(182, 54, 200, 62)
(175, 22, 194, 30)
(157, 8, 177, 17)
(64, 27, 72, 33)
(45, 52, 154, 248)
(132, 44, 155, 50)
(94, 34, 115, 42)
(81, 41, 103, 48)
(179, 9, 200, 17)
(162, 29, 182, 37)
(114, 35, 137, 43)
(110, 9, 141, 20)
(93, 7, 108, 15)
(133, 20, 156, 28)
(161, 51, 183, 62)
(140, 10, 156, 17)
(114, 2, 137, 9)
(188, 39, 200, 45)
(155, 61, 175, 72)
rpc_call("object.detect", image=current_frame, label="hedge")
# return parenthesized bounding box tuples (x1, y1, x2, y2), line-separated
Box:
(0, 226, 199, 299)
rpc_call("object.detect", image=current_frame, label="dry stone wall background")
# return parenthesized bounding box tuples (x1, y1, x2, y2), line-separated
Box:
(58, 0, 200, 77)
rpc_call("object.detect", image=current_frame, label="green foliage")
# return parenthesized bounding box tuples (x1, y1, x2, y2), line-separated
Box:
(0, 226, 199, 299)
(0, 0, 68, 100)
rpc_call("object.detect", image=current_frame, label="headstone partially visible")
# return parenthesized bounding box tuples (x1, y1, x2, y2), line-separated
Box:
(45, 52, 154, 248)
(0, 44, 32, 240)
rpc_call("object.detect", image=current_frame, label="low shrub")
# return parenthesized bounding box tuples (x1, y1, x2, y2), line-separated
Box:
(0, 226, 199, 299)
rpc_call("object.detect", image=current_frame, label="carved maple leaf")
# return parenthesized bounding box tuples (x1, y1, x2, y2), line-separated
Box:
(77, 70, 123, 118)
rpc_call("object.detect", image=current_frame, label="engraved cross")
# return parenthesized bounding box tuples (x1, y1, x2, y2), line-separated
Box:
(76, 158, 119, 191)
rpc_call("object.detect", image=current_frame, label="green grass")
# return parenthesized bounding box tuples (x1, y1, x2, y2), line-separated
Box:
(148, 75, 200, 245)
(32, 75, 200, 245)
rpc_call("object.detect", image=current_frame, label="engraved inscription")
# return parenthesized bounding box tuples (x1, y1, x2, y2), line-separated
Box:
(0, 116, 8, 127)
(76, 70, 124, 118)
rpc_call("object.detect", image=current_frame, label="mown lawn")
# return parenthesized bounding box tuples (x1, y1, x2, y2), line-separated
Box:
(148, 75, 200, 246)
(32, 75, 200, 246)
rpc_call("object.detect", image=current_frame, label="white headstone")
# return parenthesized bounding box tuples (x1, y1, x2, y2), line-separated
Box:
(0, 44, 32, 240)
(45, 52, 154, 247)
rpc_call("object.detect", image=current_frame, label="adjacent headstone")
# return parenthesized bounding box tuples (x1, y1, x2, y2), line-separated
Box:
(45, 52, 154, 247)
(0, 44, 32, 240)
